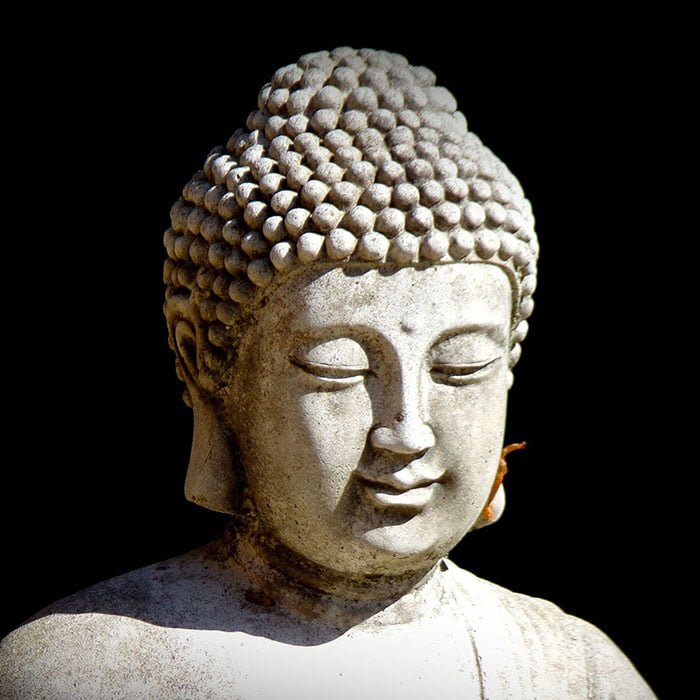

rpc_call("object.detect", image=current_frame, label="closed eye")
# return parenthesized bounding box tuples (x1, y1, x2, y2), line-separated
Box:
(290, 357, 372, 384)
(430, 357, 500, 385)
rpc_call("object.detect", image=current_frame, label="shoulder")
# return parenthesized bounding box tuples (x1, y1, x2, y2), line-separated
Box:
(1, 610, 177, 699)
(0, 546, 250, 698)
(443, 559, 656, 699)
(10, 543, 251, 628)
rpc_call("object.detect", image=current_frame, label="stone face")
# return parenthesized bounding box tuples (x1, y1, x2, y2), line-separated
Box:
(226, 265, 511, 578)
(0, 47, 656, 699)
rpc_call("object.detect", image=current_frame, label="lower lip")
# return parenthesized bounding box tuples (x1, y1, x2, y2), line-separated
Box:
(361, 482, 439, 509)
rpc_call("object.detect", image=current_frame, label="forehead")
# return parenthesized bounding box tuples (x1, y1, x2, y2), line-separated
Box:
(265, 264, 512, 337)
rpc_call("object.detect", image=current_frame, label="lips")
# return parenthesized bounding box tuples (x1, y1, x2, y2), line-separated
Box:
(357, 464, 445, 510)
(361, 481, 439, 509)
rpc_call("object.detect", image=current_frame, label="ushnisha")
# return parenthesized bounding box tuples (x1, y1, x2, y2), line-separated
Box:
(164, 46, 536, 384)
(1, 48, 654, 699)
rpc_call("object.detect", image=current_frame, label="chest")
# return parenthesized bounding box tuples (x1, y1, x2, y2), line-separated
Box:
(154, 615, 483, 700)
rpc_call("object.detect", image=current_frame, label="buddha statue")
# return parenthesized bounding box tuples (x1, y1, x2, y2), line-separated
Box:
(0, 47, 655, 699)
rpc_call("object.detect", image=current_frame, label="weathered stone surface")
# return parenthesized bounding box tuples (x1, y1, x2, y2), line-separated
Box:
(0, 47, 654, 699)
(1, 547, 652, 699)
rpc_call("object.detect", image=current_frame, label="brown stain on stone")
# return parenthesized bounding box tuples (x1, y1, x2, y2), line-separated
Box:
(245, 587, 277, 608)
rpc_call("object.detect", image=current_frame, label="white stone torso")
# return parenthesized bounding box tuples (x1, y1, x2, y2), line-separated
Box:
(0, 547, 654, 699)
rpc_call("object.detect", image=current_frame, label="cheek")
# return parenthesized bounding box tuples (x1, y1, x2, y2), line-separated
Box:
(429, 375, 508, 498)
(239, 369, 373, 511)
(298, 386, 373, 481)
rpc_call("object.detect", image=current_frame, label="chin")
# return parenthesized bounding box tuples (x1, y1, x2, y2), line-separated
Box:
(354, 518, 456, 571)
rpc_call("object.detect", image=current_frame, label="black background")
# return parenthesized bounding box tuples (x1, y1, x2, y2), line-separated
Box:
(3, 14, 688, 698)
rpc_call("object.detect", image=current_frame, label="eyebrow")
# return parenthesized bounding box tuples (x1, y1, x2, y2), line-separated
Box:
(289, 319, 508, 340)
(431, 321, 509, 346)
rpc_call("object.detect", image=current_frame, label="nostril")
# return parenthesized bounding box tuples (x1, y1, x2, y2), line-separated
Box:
(370, 421, 436, 456)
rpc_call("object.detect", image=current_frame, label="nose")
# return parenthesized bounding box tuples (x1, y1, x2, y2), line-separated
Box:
(370, 418, 435, 456)
(370, 380, 436, 457)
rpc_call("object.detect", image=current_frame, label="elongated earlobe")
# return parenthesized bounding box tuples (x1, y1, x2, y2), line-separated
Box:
(165, 295, 237, 514)
(472, 484, 506, 530)
(472, 442, 526, 530)
(185, 391, 237, 514)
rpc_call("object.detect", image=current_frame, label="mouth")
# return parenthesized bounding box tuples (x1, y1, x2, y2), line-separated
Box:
(357, 469, 445, 510)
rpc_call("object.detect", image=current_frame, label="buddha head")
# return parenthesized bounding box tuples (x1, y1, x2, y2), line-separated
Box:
(163, 48, 538, 580)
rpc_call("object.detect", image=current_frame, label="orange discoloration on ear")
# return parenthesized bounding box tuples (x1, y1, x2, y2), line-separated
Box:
(481, 442, 527, 522)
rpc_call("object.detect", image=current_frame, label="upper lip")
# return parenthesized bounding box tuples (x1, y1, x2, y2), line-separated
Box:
(357, 465, 446, 493)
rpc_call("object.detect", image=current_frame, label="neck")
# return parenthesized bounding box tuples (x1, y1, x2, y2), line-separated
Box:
(216, 516, 443, 626)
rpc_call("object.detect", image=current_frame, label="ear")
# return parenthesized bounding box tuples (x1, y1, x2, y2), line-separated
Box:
(471, 441, 526, 531)
(164, 294, 237, 515)
(471, 484, 506, 530)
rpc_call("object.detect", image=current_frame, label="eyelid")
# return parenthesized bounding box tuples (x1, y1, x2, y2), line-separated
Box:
(432, 357, 499, 373)
(290, 356, 372, 381)
(430, 356, 500, 383)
